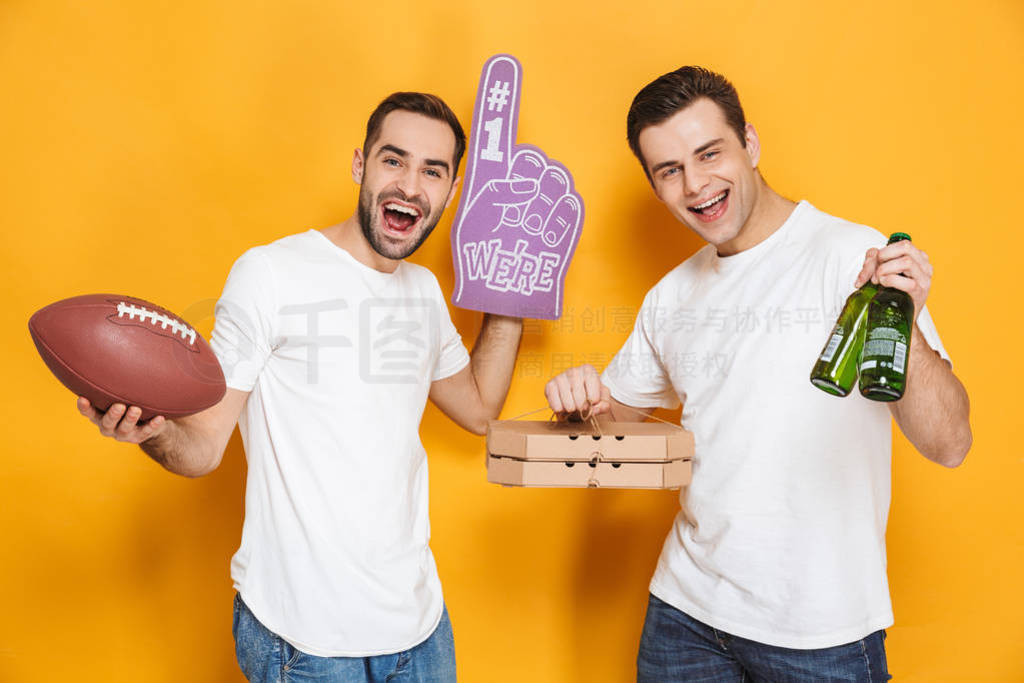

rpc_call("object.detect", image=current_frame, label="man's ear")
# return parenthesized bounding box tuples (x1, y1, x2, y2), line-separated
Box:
(443, 176, 461, 210)
(744, 123, 761, 168)
(351, 148, 365, 184)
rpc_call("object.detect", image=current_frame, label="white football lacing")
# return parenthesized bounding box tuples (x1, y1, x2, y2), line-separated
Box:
(116, 302, 197, 345)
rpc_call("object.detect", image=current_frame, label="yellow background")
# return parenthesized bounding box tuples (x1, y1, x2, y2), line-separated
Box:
(2, 0, 1021, 680)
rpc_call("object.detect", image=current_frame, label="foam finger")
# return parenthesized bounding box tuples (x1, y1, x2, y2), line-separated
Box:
(500, 150, 546, 228)
(465, 54, 523, 198)
(470, 177, 538, 214)
(508, 149, 546, 182)
(540, 193, 582, 248)
(522, 164, 570, 237)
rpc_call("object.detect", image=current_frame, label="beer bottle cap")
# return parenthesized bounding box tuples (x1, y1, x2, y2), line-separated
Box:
(888, 232, 912, 244)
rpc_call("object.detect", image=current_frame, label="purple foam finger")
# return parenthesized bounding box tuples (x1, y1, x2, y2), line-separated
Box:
(500, 149, 547, 230)
(453, 144, 584, 319)
(465, 177, 538, 217)
(462, 55, 522, 201)
(508, 148, 546, 181)
(522, 165, 571, 238)
(451, 54, 585, 320)
(543, 193, 582, 250)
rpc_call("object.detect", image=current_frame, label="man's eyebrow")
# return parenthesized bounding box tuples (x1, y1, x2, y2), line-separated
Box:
(377, 144, 450, 173)
(693, 138, 725, 156)
(650, 159, 679, 175)
(377, 144, 408, 158)
(650, 137, 727, 175)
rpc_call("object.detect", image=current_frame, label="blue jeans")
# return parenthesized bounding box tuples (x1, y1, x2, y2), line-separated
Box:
(637, 594, 891, 682)
(232, 594, 457, 682)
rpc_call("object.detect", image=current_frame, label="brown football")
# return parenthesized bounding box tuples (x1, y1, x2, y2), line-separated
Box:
(29, 294, 226, 420)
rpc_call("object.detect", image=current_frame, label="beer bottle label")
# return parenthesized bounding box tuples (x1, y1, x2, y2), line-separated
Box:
(893, 342, 907, 373)
(861, 326, 906, 371)
(819, 327, 844, 362)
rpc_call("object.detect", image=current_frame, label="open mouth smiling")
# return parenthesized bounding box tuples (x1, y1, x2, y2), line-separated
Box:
(687, 190, 729, 222)
(381, 201, 422, 234)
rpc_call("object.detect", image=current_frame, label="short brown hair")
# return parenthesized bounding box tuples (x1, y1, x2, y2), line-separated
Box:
(626, 67, 747, 180)
(363, 92, 466, 171)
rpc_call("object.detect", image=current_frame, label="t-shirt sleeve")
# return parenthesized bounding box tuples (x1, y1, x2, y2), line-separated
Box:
(601, 290, 680, 410)
(915, 304, 951, 365)
(210, 248, 277, 391)
(432, 285, 470, 382)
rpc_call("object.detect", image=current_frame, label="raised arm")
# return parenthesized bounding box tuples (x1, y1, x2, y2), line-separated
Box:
(429, 314, 523, 435)
(856, 240, 972, 467)
(77, 387, 249, 477)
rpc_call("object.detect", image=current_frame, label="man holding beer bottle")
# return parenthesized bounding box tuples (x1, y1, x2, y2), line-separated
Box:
(544, 66, 971, 681)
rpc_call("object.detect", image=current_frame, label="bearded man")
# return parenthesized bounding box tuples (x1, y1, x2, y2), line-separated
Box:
(80, 92, 522, 682)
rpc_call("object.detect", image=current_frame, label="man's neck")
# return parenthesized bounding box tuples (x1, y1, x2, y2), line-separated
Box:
(716, 178, 797, 257)
(320, 216, 401, 273)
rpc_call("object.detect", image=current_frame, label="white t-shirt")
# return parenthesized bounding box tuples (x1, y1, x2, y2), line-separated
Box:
(210, 229, 470, 657)
(603, 201, 949, 649)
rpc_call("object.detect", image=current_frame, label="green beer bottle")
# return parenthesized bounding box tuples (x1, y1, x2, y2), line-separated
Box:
(859, 232, 915, 401)
(809, 282, 878, 396)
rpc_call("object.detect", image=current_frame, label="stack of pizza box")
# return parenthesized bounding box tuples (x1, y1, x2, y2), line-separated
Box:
(486, 419, 693, 489)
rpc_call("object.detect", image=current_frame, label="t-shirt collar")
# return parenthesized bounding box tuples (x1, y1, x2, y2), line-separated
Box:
(709, 200, 809, 274)
(309, 229, 404, 284)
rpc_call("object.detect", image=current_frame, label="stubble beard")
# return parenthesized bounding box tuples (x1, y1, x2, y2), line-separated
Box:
(357, 186, 438, 261)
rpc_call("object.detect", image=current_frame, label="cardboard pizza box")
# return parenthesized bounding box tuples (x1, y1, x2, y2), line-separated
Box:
(486, 420, 693, 489)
